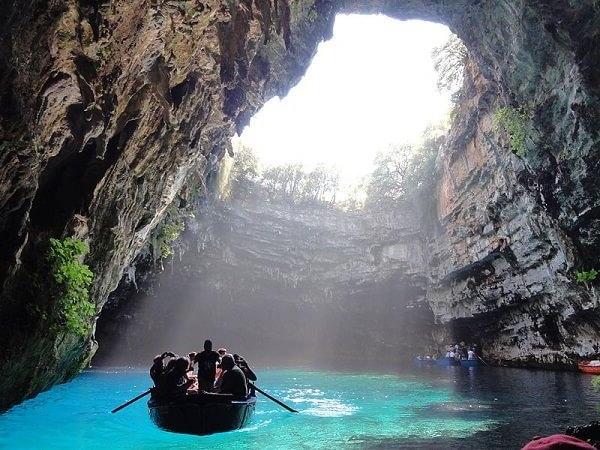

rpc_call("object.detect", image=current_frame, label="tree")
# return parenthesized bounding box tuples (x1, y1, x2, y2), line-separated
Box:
(432, 34, 468, 96)
(365, 144, 412, 208)
(230, 145, 259, 197)
(365, 128, 444, 208)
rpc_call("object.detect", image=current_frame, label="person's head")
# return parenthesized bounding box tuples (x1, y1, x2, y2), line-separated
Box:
(204, 339, 213, 351)
(221, 354, 235, 370)
(153, 355, 163, 365)
(188, 352, 197, 361)
(175, 357, 190, 374)
(218, 348, 227, 357)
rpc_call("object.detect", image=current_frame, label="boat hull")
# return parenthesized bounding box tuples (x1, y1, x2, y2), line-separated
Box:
(436, 357, 460, 367)
(459, 359, 480, 368)
(413, 358, 437, 367)
(578, 362, 600, 375)
(148, 393, 256, 435)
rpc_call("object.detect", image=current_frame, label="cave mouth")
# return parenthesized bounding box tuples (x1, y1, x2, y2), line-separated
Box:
(94, 15, 464, 368)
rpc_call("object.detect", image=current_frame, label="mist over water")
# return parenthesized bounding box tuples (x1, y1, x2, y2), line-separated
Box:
(94, 195, 431, 369)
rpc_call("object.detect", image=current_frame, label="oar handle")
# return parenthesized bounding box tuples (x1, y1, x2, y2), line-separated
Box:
(249, 383, 298, 413)
(111, 388, 152, 413)
(476, 355, 488, 366)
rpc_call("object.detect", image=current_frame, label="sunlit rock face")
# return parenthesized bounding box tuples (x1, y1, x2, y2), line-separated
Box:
(94, 193, 432, 366)
(1, 0, 600, 408)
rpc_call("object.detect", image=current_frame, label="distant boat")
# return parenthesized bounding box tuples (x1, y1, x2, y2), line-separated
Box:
(436, 357, 461, 367)
(148, 392, 256, 435)
(578, 361, 600, 375)
(413, 357, 437, 367)
(459, 359, 480, 368)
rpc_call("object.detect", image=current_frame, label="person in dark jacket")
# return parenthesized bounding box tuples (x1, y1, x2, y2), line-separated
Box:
(233, 354, 257, 381)
(195, 339, 220, 391)
(150, 351, 177, 388)
(161, 356, 194, 395)
(218, 354, 248, 399)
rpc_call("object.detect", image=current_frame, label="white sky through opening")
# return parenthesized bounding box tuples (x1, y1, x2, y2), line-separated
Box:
(234, 15, 453, 192)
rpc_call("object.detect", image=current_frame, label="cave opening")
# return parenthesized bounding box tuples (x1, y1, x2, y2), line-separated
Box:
(95, 15, 465, 368)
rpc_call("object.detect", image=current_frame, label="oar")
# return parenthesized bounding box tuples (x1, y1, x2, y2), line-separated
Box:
(477, 355, 488, 366)
(249, 383, 298, 413)
(111, 388, 152, 413)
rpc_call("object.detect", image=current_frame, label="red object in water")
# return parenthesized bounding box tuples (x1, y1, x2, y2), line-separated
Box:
(578, 362, 600, 374)
(521, 434, 596, 449)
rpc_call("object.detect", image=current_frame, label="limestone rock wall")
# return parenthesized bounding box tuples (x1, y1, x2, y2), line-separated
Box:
(95, 192, 432, 366)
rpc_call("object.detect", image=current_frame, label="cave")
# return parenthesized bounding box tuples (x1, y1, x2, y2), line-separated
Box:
(0, 0, 599, 424)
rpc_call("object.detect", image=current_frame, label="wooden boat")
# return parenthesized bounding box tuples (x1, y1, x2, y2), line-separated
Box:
(459, 359, 480, 368)
(436, 357, 461, 367)
(413, 357, 437, 367)
(578, 361, 600, 375)
(148, 391, 256, 435)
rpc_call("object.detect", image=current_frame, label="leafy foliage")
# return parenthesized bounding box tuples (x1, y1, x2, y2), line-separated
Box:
(261, 163, 339, 204)
(575, 269, 599, 284)
(591, 376, 600, 392)
(47, 238, 95, 336)
(229, 145, 259, 197)
(157, 221, 185, 258)
(365, 128, 443, 208)
(493, 107, 531, 156)
(432, 34, 468, 96)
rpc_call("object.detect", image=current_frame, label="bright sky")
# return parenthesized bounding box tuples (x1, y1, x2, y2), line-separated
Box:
(235, 14, 452, 188)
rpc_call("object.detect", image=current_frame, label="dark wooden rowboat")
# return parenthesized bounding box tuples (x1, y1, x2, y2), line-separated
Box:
(148, 391, 256, 435)
(436, 357, 460, 367)
(459, 359, 480, 368)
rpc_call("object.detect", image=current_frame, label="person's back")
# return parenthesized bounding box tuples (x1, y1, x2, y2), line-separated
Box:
(195, 339, 220, 390)
(161, 357, 192, 395)
(219, 355, 248, 399)
(150, 352, 176, 388)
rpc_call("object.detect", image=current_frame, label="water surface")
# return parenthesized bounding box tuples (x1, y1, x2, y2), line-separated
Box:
(0, 367, 598, 449)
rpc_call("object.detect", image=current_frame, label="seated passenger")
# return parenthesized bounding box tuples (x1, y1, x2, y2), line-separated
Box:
(218, 354, 248, 399)
(161, 357, 194, 395)
(150, 351, 176, 388)
(234, 354, 257, 382)
(467, 348, 476, 360)
(195, 339, 220, 391)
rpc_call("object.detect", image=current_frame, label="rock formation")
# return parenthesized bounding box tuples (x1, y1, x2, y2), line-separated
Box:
(95, 191, 432, 366)
(1, 0, 600, 409)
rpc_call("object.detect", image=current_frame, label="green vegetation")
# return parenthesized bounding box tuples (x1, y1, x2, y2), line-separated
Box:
(592, 376, 600, 391)
(261, 163, 339, 204)
(365, 128, 443, 208)
(47, 238, 95, 336)
(228, 146, 340, 205)
(575, 269, 598, 290)
(229, 145, 259, 198)
(493, 107, 531, 156)
(157, 221, 185, 258)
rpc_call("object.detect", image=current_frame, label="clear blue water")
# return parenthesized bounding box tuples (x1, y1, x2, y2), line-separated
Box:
(0, 366, 599, 449)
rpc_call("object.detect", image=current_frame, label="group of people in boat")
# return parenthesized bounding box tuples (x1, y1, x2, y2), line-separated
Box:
(416, 342, 480, 362)
(150, 339, 256, 399)
(444, 343, 479, 361)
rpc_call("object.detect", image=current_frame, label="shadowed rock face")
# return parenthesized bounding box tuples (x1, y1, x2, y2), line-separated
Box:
(94, 193, 433, 367)
(1, 0, 600, 409)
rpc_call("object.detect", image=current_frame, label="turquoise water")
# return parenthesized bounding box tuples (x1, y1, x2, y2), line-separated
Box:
(0, 367, 598, 449)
